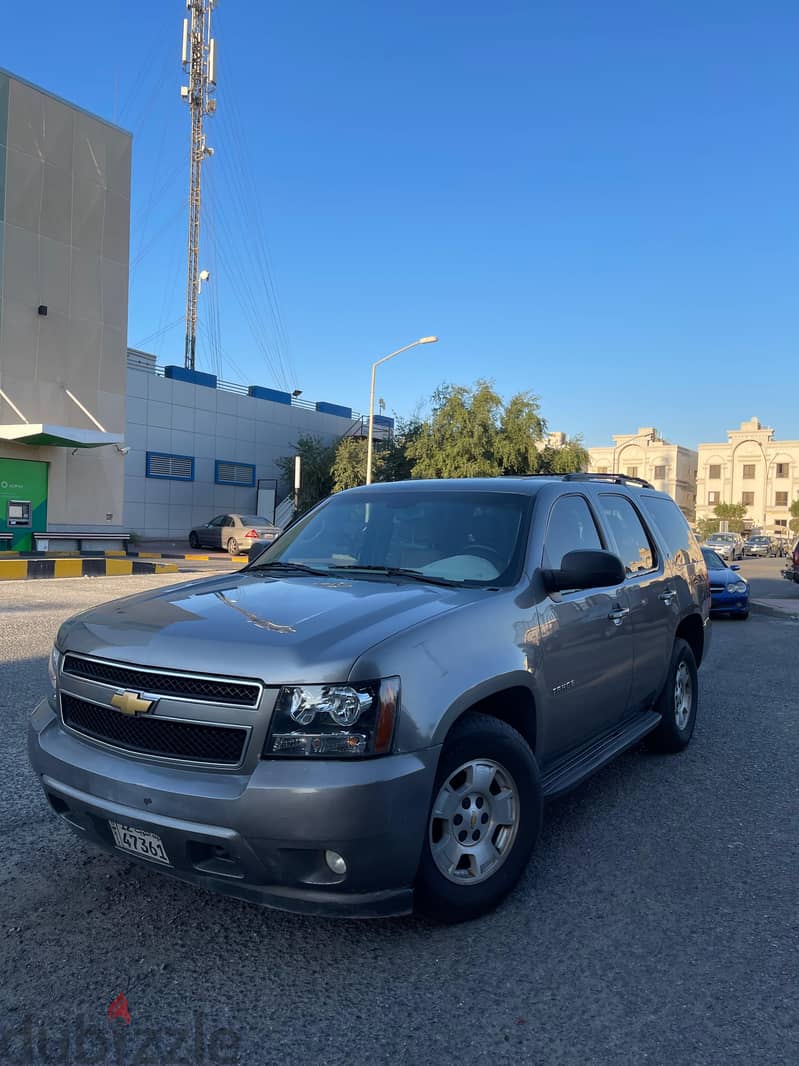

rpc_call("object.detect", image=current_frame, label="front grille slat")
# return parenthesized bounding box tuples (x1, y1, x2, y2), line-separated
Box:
(60, 693, 247, 765)
(62, 655, 260, 707)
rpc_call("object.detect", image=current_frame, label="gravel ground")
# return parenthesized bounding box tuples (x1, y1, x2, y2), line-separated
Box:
(1, 573, 797, 1066)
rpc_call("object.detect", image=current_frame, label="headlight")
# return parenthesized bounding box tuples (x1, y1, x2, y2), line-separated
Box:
(728, 581, 748, 594)
(264, 678, 400, 757)
(48, 646, 62, 690)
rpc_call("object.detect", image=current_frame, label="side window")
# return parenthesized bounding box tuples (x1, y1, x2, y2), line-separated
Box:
(209, 516, 225, 527)
(542, 495, 602, 570)
(640, 496, 695, 565)
(598, 495, 656, 575)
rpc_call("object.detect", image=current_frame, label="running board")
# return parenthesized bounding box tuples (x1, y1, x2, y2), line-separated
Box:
(541, 711, 661, 799)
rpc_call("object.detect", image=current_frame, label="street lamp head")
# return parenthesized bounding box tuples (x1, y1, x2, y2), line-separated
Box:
(418, 336, 439, 345)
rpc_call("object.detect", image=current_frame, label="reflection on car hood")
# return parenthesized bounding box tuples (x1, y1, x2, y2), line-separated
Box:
(56, 571, 475, 682)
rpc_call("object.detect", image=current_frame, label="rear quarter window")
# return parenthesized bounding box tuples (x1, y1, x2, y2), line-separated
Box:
(639, 495, 699, 565)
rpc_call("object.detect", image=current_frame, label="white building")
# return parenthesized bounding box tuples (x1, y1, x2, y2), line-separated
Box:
(588, 428, 698, 520)
(696, 417, 798, 536)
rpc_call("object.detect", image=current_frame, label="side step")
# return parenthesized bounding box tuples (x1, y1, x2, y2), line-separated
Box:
(541, 710, 661, 799)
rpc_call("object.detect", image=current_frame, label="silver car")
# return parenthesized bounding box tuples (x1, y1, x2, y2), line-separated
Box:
(29, 476, 711, 922)
(703, 532, 743, 561)
(188, 514, 280, 555)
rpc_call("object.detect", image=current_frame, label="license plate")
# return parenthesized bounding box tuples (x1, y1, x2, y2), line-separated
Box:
(109, 821, 170, 865)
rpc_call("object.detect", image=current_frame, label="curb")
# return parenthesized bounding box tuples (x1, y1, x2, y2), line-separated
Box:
(0, 558, 179, 582)
(127, 550, 248, 563)
(750, 599, 799, 620)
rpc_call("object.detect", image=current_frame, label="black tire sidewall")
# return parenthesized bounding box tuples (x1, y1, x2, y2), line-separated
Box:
(189, 533, 199, 548)
(650, 638, 698, 751)
(416, 716, 542, 922)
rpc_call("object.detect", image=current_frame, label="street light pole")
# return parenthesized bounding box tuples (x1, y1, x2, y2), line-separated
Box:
(365, 337, 438, 484)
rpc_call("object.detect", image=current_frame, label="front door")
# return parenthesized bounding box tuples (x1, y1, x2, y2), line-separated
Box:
(596, 493, 674, 711)
(536, 493, 635, 759)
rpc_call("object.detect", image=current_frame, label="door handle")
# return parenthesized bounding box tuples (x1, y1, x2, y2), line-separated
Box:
(659, 588, 677, 605)
(608, 606, 630, 625)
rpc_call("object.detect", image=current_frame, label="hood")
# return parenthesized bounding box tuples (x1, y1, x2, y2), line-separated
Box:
(708, 565, 744, 585)
(56, 571, 473, 683)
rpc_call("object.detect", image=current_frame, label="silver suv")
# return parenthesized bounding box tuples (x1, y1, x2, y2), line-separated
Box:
(29, 475, 711, 922)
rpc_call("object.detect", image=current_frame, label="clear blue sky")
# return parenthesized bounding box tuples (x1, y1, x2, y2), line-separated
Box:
(4, 1, 797, 448)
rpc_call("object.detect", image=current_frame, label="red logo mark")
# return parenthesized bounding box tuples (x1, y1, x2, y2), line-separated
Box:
(107, 993, 131, 1025)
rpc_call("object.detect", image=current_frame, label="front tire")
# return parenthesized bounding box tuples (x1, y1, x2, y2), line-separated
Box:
(188, 532, 200, 549)
(646, 638, 698, 753)
(416, 713, 541, 923)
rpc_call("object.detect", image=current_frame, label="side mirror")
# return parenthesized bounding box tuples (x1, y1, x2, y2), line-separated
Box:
(247, 540, 272, 564)
(542, 549, 626, 593)
(730, 564, 740, 571)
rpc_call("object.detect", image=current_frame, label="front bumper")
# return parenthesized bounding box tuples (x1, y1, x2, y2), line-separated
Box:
(709, 590, 749, 614)
(28, 699, 440, 918)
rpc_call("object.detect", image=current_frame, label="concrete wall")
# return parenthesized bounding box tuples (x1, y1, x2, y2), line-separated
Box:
(0, 70, 131, 531)
(124, 364, 361, 538)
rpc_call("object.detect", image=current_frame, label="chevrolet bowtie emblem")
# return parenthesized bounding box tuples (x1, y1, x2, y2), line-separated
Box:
(111, 690, 155, 716)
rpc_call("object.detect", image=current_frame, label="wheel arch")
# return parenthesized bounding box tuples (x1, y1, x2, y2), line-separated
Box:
(435, 679, 539, 755)
(676, 612, 704, 667)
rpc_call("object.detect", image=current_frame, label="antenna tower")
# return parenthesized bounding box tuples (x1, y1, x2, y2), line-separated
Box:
(180, 0, 218, 369)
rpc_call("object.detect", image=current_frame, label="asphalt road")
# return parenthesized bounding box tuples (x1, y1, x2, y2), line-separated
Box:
(734, 555, 799, 602)
(1, 574, 797, 1066)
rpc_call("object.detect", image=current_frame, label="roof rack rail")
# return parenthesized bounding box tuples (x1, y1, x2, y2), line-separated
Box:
(561, 472, 655, 489)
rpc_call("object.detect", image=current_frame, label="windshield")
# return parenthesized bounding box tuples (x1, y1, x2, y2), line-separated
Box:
(707, 534, 734, 543)
(701, 548, 726, 570)
(251, 489, 531, 587)
(747, 536, 768, 544)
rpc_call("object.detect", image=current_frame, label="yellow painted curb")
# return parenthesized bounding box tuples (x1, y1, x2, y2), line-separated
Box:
(53, 558, 84, 578)
(0, 560, 28, 580)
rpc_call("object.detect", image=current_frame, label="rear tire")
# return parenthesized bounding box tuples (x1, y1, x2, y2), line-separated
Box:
(226, 537, 240, 555)
(646, 638, 698, 753)
(416, 713, 542, 923)
(188, 532, 200, 549)
(734, 610, 749, 620)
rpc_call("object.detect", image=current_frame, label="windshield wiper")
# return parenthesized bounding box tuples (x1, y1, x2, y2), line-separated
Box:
(330, 564, 462, 588)
(246, 560, 329, 576)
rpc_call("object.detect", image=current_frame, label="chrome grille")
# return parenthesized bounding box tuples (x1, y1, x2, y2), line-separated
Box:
(62, 655, 261, 707)
(60, 693, 248, 765)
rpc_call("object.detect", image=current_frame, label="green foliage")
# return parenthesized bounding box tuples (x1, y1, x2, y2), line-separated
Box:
(405, 381, 550, 479)
(538, 436, 590, 474)
(331, 436, 377, 492)
(713, 502, 746, 533)
(275, 435, 336, 512)
(790, 499, 799, 533)
(697, 517, 720, 539)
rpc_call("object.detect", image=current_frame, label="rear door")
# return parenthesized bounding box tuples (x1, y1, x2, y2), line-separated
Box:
(596, 493, 674, 712)
(536, 493, 634, 757)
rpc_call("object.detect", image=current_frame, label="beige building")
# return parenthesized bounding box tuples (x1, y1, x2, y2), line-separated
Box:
(696, 417, 798, 536)
(0, 69, 131, 548)
(588, 428, 698, 520)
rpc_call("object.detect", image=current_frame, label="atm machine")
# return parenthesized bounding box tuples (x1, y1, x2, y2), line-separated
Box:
(6, 500, 32, 528)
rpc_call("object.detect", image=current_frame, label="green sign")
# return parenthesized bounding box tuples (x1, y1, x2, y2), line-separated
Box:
(0, 458, 48, 551)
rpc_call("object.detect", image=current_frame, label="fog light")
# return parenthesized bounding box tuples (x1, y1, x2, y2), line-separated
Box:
(325, 849, 347, 876)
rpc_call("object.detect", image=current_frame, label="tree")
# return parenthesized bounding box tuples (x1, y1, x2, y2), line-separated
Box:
(407, 382, 504, 479)
(276, 435, 336, 512)
(538, 435, 590, 474)
(790, 499, 799, 533)
(405, 381, 551, 480)
(713, 502, 746, 534)
(331, 436, 376, 492)
(495, 392, 547, 475)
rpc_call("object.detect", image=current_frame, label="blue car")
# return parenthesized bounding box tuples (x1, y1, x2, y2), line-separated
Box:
(702, 547, 750, 619)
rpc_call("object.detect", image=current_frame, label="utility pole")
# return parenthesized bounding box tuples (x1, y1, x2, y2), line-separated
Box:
(181, 1, 218, 370)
